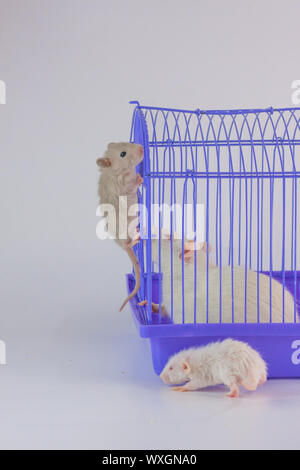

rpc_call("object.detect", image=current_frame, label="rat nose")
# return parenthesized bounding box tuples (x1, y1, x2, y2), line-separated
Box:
(160, 372, 169, 383)
(138, 145, 143, 156)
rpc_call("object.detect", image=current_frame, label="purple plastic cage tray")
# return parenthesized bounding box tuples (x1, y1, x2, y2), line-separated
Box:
(127, 272, 300, 378)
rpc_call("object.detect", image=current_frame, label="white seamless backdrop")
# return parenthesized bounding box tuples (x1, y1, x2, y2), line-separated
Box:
(0, 0, 300, 450)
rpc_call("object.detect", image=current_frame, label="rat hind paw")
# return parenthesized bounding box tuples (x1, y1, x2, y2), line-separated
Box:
(138, 300, 166, 314)
(258, 373, 267, 386)
(242, 376, 259, 391)
(226, 383, 240, 398)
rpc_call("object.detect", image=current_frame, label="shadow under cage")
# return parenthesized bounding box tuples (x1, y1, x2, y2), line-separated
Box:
(126, 101, 300, 378)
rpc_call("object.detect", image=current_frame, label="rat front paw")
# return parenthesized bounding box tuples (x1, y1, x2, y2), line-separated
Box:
(136, 174, 144, 186)
(172, 386, 188, 392)
(226, 383, 240, 398)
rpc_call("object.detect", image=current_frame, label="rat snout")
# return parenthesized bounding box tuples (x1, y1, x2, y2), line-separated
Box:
(160, 371, 170, 384)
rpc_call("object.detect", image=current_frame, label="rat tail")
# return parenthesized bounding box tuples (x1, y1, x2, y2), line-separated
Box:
(119, 247, 141, 312)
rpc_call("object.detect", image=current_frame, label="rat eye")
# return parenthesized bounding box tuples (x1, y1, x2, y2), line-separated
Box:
(120, 151, 126, 158)
(169, 366, 173, 370)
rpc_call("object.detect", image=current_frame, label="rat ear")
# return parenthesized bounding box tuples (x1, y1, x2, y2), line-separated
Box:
(182, 361, 190, 373)
(96, 157, 112, 168)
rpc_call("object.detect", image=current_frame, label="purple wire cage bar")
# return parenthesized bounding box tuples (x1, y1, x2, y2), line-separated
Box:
(127, 101, 300, 378)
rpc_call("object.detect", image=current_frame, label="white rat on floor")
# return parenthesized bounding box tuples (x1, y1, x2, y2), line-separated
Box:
(97, 142, 143, 311)
(150, 237, 297, 323)
(160, 339, 268, 398)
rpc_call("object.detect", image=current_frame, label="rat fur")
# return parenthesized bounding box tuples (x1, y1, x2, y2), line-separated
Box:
(160, 339, 268, 398)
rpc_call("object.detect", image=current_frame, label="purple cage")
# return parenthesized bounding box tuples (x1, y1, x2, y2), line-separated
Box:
(126, 101, 300, 378)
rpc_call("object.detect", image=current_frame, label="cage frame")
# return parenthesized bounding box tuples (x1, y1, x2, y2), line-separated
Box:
(127, 101, 300, 378)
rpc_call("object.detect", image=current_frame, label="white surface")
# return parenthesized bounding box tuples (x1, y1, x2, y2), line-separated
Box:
(1, 0, 300, 450)
(1, 307, 300, 450)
